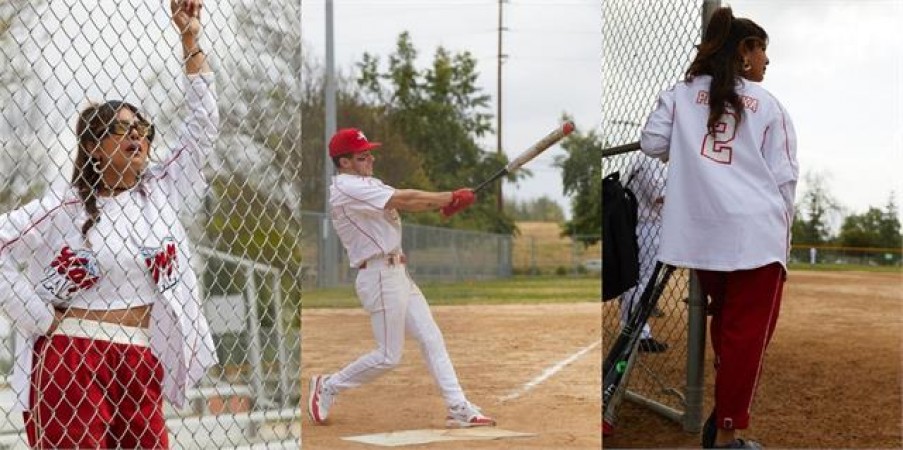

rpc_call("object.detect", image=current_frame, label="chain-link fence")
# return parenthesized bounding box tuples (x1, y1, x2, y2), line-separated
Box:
(512, 232, 601, 276)
(1, 0, 300, 448)
(602, 0, 716, 434)
(302, 211, 512, 288)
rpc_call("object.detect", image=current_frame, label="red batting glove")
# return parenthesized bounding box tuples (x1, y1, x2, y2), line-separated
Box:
(441, 188, 475, 218)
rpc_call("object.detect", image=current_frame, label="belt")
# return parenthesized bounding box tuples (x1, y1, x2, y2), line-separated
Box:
(52, 318, 151, 347)
(359, 254, 407, 270)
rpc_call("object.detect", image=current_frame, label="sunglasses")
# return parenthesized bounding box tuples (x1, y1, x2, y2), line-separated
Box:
(96, 120, 155, 141)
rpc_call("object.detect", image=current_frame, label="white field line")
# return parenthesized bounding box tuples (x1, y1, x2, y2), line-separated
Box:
(499, 338, 602, 402)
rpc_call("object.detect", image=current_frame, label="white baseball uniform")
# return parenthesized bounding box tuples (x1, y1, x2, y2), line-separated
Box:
(620, 155, 667, 339)
(322, 173, 467, 407)
(0, 73, 219, 412)
(640, 75, 798, 271)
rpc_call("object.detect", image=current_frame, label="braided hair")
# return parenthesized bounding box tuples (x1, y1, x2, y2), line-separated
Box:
(685, 7, 768, 136)
(72, 101, 150, 237)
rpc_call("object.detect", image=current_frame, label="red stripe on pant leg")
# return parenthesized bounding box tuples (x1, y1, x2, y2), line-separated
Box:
(714, 263, 785, 430)
(27, 336, 111, 448)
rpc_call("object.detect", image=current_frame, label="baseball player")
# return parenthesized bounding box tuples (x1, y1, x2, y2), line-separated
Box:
(640, 6, 798, 449)
(0, 2, 217, 447)
(620, 154, 669, 354)
(307, 128, 496, 428)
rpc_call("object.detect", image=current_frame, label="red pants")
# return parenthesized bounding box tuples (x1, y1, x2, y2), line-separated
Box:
(697, 262, 784, 430)
(25, 334, 168, 449)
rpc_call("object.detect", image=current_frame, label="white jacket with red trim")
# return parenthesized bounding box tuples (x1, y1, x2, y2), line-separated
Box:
(0, 73, 219, 411)
(640, 75, 799, 271)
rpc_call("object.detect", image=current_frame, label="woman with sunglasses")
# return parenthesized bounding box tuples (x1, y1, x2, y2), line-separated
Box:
(0, 1, 217, 447)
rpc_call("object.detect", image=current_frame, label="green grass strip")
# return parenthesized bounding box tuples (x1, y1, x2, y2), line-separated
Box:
(302, 275, 601, 309)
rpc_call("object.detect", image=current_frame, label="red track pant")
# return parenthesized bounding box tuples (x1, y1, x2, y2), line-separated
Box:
(697, 262, 785, 430)
(24, 333, 168, 449)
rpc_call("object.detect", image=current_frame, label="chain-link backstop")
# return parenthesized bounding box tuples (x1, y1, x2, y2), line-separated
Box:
(302, 211, 513, 288)
(601, 0, 721, 434)
(1, 0, 300, 447)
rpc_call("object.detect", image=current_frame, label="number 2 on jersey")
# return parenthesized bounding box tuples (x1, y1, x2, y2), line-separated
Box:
(700, 112, 738, 164)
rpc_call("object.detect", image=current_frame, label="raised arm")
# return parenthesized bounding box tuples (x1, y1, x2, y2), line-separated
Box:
(172, 0, 210, 75)
(146, 0, 218, 213)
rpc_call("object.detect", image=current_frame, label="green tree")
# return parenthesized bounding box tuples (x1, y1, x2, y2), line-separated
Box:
(792, 171, 841, 244)
(555, 120, 601, 245)
(0, 0, 51, 209)
(838, 207, 886, 248)
(879, 192, 902, 249)
(355, 32, 515, 233)
(504, 196, 565, 222)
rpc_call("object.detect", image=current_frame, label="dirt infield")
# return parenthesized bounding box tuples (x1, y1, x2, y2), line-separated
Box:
(603, 270, 903, 449)
(301, 303, 602, 449)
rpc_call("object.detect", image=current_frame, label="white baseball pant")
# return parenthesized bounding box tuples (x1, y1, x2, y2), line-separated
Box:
(619, 221, 660, 339)
(324, 263, 467, 407)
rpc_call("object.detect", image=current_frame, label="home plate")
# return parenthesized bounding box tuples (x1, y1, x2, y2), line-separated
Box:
(341, 428, 537, 447)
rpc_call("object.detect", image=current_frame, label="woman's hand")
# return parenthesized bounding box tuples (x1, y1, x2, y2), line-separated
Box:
(171, 0, 202, 41)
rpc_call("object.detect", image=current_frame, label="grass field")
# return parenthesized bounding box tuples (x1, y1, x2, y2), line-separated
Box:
(513, 221, 600, 273)
(301, 274, 601, 308)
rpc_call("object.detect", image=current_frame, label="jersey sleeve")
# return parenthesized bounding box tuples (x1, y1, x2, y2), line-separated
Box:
(762, 99, 799, 216)
(334, 178, 395, 212)
(625, 157, 664, 211)
(145, 72, 220, 213)
(0, 199, 58, 336)
(641, 86, 676, 161)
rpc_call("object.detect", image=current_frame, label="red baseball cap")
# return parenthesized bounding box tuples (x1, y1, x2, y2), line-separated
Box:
(328, 128, 382, 158)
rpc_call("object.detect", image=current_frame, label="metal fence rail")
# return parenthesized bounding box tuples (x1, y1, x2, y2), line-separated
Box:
(0, 0, 301, 447)
(601, 0, 715, 434)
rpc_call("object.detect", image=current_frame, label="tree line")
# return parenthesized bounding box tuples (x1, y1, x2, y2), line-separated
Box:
(792, 171, 901, 250)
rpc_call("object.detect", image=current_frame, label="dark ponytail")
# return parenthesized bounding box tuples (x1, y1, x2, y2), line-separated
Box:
(685, 7, 768, 136)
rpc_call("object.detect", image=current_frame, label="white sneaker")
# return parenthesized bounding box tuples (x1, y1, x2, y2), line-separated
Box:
(445, 401, 496, 428)
(308, 375, 336, 425)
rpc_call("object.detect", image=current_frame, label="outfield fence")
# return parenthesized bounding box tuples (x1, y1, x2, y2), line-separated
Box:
(0, 0, 300, 447)
(601, 0, 718, 434)
(790, 245, 903, 267)
(301, 211, 513, 288)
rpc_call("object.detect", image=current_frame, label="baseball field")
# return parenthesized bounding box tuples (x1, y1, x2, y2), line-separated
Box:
(301, 277, 602, 449)
(603, 269, 902, 448)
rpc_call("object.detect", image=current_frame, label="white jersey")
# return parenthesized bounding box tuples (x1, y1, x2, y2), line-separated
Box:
(0, 73, 219, 411)
(329, 174, 402, 268)
(624, 155, 666, 225)
(640, 75, 798, 271)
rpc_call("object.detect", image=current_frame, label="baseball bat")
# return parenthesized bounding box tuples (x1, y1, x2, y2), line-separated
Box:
(602, 262, 675, 410)
(600, 141, 641, 159)
(473, 121, 575, 194)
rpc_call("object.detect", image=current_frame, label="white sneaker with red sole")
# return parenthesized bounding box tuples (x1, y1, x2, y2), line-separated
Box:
(445, 402, 496, 428)
(308, 374, 336, 425)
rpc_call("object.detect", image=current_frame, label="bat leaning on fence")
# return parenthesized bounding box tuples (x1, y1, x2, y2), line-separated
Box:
(473, 121, 575, 194)
(602, 262, 676, 412)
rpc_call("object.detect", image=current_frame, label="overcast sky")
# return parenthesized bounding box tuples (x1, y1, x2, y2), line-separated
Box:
(731, 0, 903, 225)
(302, 0, 902, 226)
(300, 0, 601, 219)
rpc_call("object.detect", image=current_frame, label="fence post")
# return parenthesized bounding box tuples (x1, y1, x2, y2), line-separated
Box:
(245, 267, 267, 406)
(530, 237, 538, 275)
(273, 274, 292, 406)
(683, 270, 706, 433)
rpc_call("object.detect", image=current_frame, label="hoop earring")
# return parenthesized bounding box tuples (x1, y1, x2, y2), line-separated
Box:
(90, 157, 103, 174)
(742, 59, 751, 72)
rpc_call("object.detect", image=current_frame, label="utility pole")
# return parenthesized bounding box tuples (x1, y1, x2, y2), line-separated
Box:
(496, 0, 506, 213)
(321, 0, 338, 287)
